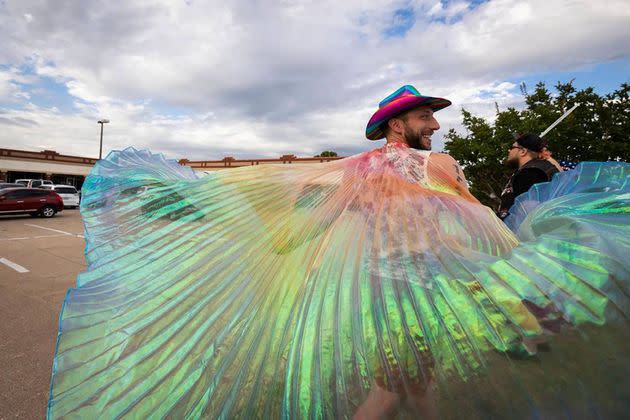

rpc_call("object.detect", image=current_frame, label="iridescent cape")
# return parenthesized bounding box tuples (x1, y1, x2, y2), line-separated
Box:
(48, 143, 630, 418)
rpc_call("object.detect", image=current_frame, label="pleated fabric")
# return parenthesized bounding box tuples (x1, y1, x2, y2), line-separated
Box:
(48, 143, 630, 419)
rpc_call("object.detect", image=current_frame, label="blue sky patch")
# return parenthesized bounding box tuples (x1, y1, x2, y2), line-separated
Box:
(28, 76, 77, 112)
(149, 101, 195, 119)
(0, 64, 77, 112)
(384, 7, 416, 38)
(512, 58, 630, 96)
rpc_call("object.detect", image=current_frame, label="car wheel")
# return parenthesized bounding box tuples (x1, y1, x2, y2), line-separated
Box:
(41, 206, 56, 218)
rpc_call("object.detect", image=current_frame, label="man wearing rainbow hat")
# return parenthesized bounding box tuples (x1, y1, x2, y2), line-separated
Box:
(365, 84, 450, 150)
(366, 84, 471, 197)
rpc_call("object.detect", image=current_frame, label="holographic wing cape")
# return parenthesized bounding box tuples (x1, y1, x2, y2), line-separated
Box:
(48, 144, 630, 419)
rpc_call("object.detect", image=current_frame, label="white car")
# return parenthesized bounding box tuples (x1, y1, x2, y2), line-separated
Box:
(41, 184, 80, 208)
(15, 179, 54, 188)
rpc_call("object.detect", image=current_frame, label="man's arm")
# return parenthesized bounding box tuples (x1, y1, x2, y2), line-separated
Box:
(546, 156, 564, 172)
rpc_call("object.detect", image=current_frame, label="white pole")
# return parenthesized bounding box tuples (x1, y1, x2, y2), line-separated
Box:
(540, 103, 580, 138)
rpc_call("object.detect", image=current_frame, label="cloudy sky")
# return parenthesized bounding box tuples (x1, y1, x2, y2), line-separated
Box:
(1, 0, 629, 160)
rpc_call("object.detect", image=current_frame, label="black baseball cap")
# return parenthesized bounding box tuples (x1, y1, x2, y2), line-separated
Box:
(515, 133, 544, 152)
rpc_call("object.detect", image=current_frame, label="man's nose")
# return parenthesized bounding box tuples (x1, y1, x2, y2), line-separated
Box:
(430, 117, 440, 130)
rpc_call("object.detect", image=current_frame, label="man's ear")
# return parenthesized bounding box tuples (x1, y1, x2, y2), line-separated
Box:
(388, 118, 403, 134)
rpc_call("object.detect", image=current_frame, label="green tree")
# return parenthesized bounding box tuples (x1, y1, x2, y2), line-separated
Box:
(315, 150, 338, 157)
(444, 81, 630, 208)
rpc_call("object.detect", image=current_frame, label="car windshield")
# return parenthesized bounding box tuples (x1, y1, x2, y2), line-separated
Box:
(55, 187, 78, 194)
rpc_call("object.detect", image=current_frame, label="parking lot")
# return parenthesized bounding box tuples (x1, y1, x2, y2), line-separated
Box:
(0, 209, 85, 419)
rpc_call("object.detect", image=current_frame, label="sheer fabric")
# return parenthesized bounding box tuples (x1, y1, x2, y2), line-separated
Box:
(48, 143, 630, 418)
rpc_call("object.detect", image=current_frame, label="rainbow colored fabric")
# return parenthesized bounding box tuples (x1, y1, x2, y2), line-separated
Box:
(48, 144, 630, 418)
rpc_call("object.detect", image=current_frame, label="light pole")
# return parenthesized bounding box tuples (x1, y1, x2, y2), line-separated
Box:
(97, 119, 110, 159)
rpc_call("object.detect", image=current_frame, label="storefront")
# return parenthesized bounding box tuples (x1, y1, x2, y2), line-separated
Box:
(0, 149, 96, 188)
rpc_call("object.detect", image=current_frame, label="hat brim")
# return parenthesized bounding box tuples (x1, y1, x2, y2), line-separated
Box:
(365, 96, 452, 140)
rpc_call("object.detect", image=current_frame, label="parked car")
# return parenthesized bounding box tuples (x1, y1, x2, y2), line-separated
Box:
(40, 184, 80, 208)
(0, 187, 64, 217)
(0, 182, 21, 189)
(15, 179, 54, 188)
(138, 182, 203, 221)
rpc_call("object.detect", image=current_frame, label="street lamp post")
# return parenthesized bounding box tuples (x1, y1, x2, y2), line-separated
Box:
(97, 119, 110, 159)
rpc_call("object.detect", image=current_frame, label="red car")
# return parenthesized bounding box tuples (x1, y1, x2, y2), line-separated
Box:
(0, 187, 64, 218)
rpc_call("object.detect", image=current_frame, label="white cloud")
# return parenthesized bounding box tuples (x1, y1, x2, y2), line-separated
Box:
(0, 67, 32, 102)
(0, 0, 628, 159)
(428, 1, 470, 19)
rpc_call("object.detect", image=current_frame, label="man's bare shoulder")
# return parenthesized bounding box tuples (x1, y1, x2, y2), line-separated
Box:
(428, 152, 469, 192)
(429, 152, 459, 166)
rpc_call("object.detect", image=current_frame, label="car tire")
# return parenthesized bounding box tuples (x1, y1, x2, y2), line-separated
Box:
(40, 206, 56, 218)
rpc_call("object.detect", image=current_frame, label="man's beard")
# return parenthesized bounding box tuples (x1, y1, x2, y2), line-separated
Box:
(505, 156, 519, 170)
(404, 126, 430, 151)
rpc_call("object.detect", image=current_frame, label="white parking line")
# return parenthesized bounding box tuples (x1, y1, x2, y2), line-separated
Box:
(24, 223, 74, 236)
(33, 234, 71, 239)
(0, 234, 69, 241)
(0, 257, 29, 273)
(23, 223, 84, 238)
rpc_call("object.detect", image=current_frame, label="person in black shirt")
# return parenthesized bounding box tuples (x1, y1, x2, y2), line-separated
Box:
(498, 133, 559, 220)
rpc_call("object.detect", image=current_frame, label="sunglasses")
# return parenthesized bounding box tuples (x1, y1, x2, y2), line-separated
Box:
(509, 145, 524, 151)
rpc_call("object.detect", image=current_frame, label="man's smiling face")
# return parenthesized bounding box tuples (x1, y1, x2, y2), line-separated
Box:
(398, 106, 440, 150)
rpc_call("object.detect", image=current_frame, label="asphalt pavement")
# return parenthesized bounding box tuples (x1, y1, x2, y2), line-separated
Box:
(0, 210, 85, 419)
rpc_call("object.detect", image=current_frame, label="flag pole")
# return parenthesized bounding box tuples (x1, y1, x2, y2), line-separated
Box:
(540, 103, 580, 138)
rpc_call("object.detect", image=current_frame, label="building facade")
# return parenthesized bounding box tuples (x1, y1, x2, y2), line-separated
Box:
(0, 148, 97, 188)
(1, 148, 343, 188)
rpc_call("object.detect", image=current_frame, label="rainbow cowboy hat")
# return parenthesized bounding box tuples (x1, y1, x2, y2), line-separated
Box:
(365, 85, 452, 140)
